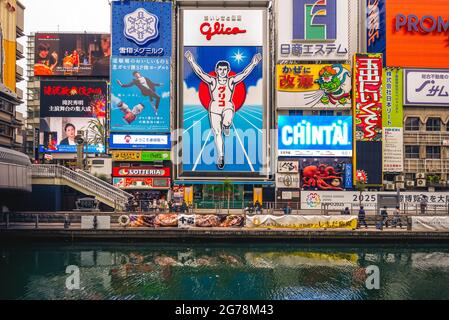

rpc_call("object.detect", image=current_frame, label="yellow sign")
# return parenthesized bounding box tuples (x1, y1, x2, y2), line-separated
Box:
(247, 215, 358, 230)
(184, 187, 193, 205)
(253, 188, 263, 204)
(112, 151, 142, 162)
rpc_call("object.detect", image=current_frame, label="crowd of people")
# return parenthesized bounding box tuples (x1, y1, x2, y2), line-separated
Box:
(126, 192, 190, 213)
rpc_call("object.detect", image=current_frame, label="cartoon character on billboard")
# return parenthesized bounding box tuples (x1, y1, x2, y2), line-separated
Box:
(315, 65, 351, 105)
(116, 71, 163, 123)
(185, 50, 262, 169)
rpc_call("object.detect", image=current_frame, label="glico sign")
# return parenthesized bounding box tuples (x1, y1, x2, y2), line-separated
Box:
(278, 116, 353, 157)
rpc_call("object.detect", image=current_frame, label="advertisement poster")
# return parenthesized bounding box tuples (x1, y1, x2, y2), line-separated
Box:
(300, 159, 352, 191)
(383, 68, 404, 173)
(111, 1, 172, 57)
(277, 0, 350, 61)
(39, 80, 107, 153)
(276, 64, 352, 109)
(112, 166, 171, 177)
(404, 69, 449, 106)
(111, 151, 171, 162)
(246, 215, 358, 230)
(278, 161, 299, 173)
(113, 177, 170, 189)
(354, 53, 383, 142)
(34, 33, 110, 77)
(111, 57, 170, 133)
(109, 133, 171, 150)
(278, 116, 353, 157)
(181, 9, 266, 176)
(366, 0, 386, 59)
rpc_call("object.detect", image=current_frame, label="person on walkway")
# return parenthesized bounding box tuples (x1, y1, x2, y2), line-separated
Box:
(343, 207, 351, 215)
(379, 206, 389, 230)
(283, 203, 292, 215)
(420, 196, 427, 215)
(255, 200, 262, 214)
(181, 200, 189, 214)
(244, 201, 254, 214)
(358, 206, 368, 229)
(391, 205, 403, 229)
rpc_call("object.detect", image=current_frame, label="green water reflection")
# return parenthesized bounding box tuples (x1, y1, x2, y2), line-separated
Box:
(1, 243, 449, 300)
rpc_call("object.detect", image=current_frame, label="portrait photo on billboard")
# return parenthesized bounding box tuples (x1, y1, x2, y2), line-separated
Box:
(300, 158, 353, 191)
(111, 58, 170, 133)
(179, 9, 267, 178)
(34, 33, 111, 77)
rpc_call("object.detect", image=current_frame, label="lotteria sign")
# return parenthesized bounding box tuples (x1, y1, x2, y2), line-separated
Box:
(278, 116, 353, 157)
(112, 166, 171, 177)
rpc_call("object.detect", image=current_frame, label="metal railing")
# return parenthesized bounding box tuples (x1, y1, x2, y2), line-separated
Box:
(75, 169, 131, 199)
(32, 165, 132, 210)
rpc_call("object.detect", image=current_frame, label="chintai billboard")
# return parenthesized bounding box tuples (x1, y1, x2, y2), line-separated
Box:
(278, 116, 353, 157)
(177, 8, 269, 179)
(39, 80, 107, 153)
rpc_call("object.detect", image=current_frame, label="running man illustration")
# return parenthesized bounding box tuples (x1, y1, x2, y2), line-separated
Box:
(185, 50, 262, 170)
(116, 71, 163, 117)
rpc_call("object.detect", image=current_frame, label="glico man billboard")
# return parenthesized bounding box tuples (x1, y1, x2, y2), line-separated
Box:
(178, 9, 269, 179)
(278, 116, 353, 157)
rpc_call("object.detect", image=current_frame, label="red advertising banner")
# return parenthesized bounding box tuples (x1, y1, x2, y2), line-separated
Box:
(113, 177, 170, 189)
(112, 167, 171, 177)
(353, 54, 383, 142)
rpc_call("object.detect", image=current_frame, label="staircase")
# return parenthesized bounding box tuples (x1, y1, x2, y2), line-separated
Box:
(31, 164, 132, 211)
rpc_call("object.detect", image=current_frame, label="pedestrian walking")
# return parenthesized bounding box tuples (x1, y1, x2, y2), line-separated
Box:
(379, 206, 389, 230)
(358, 206, 368, 229)
(420, 196, 427, 215)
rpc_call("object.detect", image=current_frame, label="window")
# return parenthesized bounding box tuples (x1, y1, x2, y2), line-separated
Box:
(405, 117, 420, 131)
(426, 146, 441, 159)
(405, 146, 420, 159)
(0, 100, 14, 114)
(336, 112, 343, 116)
(319, 110, 334, 116)
(288, 110, 303, 116)
(426, 118, 441, 132)
(0, 124, 12, 137)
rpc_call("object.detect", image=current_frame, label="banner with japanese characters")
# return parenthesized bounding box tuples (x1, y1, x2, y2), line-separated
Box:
(354, 53, 383, 142)
(39, 80, 107, 154)
(404, 69, 449, 106)
(111, 1, 172, 57)
(276, 64, 352, 109)
(382, 68, 404, 173)
(111, 58, 171, 133)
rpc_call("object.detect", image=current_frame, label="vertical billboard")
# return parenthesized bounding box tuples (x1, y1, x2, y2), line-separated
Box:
(354, 53, 383, 185)
(386, 0, 449, 68)
(366, 0, 386, 60)
(111, 1, 172, 57)
(382, 68, 404, 173)
(277, 0, 349, 61)
(110, 57, 170, 133)
(34, 33, 110, 77)
(276, 64, 352, 109)
(39, 80, 107, 153)
(179, 9, 267, 178)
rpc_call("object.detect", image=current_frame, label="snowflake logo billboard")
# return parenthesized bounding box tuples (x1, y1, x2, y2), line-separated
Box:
(278, 116, 353, 157)
(293, 0, 337, 41)
(181, 10, 265, 175)
(123, 8, 159, 46)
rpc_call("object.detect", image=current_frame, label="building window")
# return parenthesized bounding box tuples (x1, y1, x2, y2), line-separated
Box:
(405, 117, 420, 131)
(0, 100, 14, 114)
(319, 110, 334, 116)
(0, 124, 12, 137)
(336, 112, 343, 116)
(426, 146, 441, 159)
(426, 118, 441, 132)
(288, 110, 303, 116)
(405, 146, 420, 159)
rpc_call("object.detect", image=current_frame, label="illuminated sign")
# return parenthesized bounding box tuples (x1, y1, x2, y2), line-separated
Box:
(109, 133, 171, 150)
(112, 151, 171, 162)
(113, 177, 170, 189)
(278, 116, 353, 157)
(395, 14, 449, 33)
(112, 166, 171, 177)
(293, 0, 337, 41)
(367, 0, 386, 60)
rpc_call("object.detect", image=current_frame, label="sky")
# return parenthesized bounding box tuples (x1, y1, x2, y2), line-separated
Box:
(17, 0, 111, 114)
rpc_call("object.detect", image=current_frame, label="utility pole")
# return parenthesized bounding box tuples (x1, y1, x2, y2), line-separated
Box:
(76, 130, 85, 170)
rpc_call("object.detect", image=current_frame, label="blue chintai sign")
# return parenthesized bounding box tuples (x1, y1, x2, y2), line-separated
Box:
(278, 116, 353, 157)
(112, 1, 172, 57)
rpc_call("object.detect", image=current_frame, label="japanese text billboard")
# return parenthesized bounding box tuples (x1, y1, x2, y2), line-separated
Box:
(111, 151, 171, 162)
(110, 57, 170, 133)
(112, 166, 171, 177)
(109, 133, 171, 150)
(354, 53, 383, 142)
(39, 80, 107, 153)
(278, 116, 353, 157)
(366, 0, 386, 60)
(404, 69, 449, 106)
(34, 33, 110, 77)
(277, 0, 349, 61)
(277, 64, 352, 109)
(300, 158, 353, 191)
(111, 1, 172, 57)
(113, 177, 170, 190)
(383, 68, 404, 173)
(386, 0, 449, 68)
(179, 9, 267, 178)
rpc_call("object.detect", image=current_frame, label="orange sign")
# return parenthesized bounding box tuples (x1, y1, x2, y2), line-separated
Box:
(386, 0, 449, 68)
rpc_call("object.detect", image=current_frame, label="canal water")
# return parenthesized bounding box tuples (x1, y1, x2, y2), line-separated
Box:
(1, 243, 449, 300)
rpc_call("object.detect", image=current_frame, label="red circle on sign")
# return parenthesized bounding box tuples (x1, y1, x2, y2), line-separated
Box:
(198, 71, 246, 112)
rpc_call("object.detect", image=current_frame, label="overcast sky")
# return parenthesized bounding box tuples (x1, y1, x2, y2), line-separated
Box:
(17, 0, 111, 114)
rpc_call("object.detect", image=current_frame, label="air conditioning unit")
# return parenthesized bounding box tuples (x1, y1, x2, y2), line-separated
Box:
(385, 183, 395, 191)
(417, 179, 427, 187)
(406, 180, 415, 188)
(396, 182, 405, 190)
(416, 172, 426, 179)
(394, 175, 405, 182)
